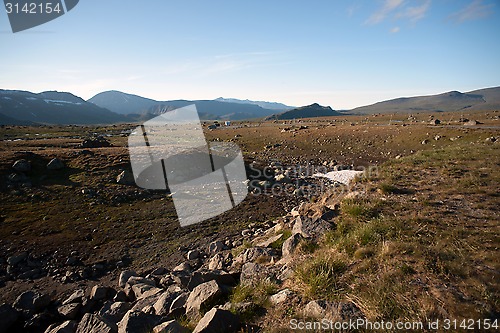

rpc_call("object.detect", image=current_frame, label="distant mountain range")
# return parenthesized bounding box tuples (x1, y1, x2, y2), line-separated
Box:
(0, 90, 128, 125)
(214, 97, 294, 111)
(350, 87, 500, 114)
(1, 86, 499, 125)
(265, 103, 341, 120)
(88, 91, 280, 120)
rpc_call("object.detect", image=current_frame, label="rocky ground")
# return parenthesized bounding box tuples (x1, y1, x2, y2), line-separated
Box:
(0, 110, 498, 332)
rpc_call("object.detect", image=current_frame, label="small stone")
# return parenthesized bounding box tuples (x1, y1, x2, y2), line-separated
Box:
(7, 252, 28, 266)
(90, 285, 112, 301)
(75, 313, 117, 333)
(57, 303, 82, 319)
(282, 233, 302, 257)
(118, 270, 137, 288)
(192, 308, 240, 333)
(185, 280, 223, 318)
(13, 159, 31, 172)
(208, 241, 225, 254)
(153, 320, 189, 333)
(269, 289, 294, 304)
(187, 250, 200, 260)
(47, 158, 65, 170)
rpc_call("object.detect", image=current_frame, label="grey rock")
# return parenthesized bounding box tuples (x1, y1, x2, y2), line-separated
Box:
(113, 291, 129, 303)
(173, 262, 191, 272)
(269, 289, 294, 305)
(186, 280, 223, 318)
(0, 303, 19, 333)
(153, 320, 189, 333)
(208, 241, 225, 254)
(131, 283, 162, 300)
(13, 290, 50, 312)
(44, 320, 77, 333)
(282, 233, 302, 257)
(76, 313, 117, 333)
(99, 302, 132, 324)
(303, 300, 329, 318)
(255, 233, 283, 248)
(208, 254, 225, 270)
(151, 267, 167, 275)
(116, 170, 135, 185)
(118, 270, 137, 288)
(126, 276, 155, 287)
(58, 303, 82, 320)
(47, 158, 65, 170)
(292, 216, 331, 239)
(187, 269, 236, 291)
(90, 285, 113, 301)
(240, 263, 271, 286)
(238, 246, 278, 264)
(63, 290, 85, 305)
(117, 310, 161, 333)
(130, 292, 163, 313)
(192, 308, 240, 333)
(153, 290, 181, 316)
(13, 159, 31, 172)
(169, 292, 189, 314)
(187, 250, 200, 260)
(7, 252, 28, 266)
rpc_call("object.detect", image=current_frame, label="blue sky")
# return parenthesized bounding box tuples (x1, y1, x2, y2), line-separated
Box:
(1, 0, 499, 109)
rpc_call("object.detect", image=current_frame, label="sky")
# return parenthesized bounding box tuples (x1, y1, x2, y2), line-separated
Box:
(0, 0, 499, 109)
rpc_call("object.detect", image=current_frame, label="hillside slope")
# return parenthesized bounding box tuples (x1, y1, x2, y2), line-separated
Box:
(0, 90, 127, 125)
(350, 86, 500, 114)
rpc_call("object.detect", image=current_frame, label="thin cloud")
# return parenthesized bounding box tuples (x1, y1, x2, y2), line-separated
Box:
(366, 0, 404, 24)
(449, 0, 495, 22)
(391, 26, 401, 33)
(397, 0, 431, 23)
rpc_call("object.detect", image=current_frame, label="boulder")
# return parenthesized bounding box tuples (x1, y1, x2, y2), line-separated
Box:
(292, 216, 331, 239)
(118, 270, 137, 288)
(63, 289, 85, 305)
(208, 254, 224, 270)
(303, 300, 329, 318)
(57, 303, 82, 320)
(187, 269, 237, 291)
(76, 313, 117, 333)
(90, 285, 113, 301)
(282, 233, 302, 257)
(0, 303, 19, 333)
(13, 290, 51, 313)
(153, 290, 181, 316)
(7, 252, 28, 266)
(240, 263, 272, 286)
(152, 320, 189, 333)
(13, 159, 31, 172)
(186, 280, 223, 318)
(187, 250, 200, 260)
(98, 302, 132, 323)
(117, 310, 162, 333)
(169, 292, 189, 314)
(130, 283, 162, 300)
(47, 158, 65, 170)
(192, 308, 240, 333)
(255, 233, 283, 248)
(269, 289, 294, 305)
(208, 241, 225, 254)
(44, 320, 78, 333)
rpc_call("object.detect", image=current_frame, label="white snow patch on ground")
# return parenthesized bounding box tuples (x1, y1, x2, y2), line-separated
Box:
(313, 170, 364, 185)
